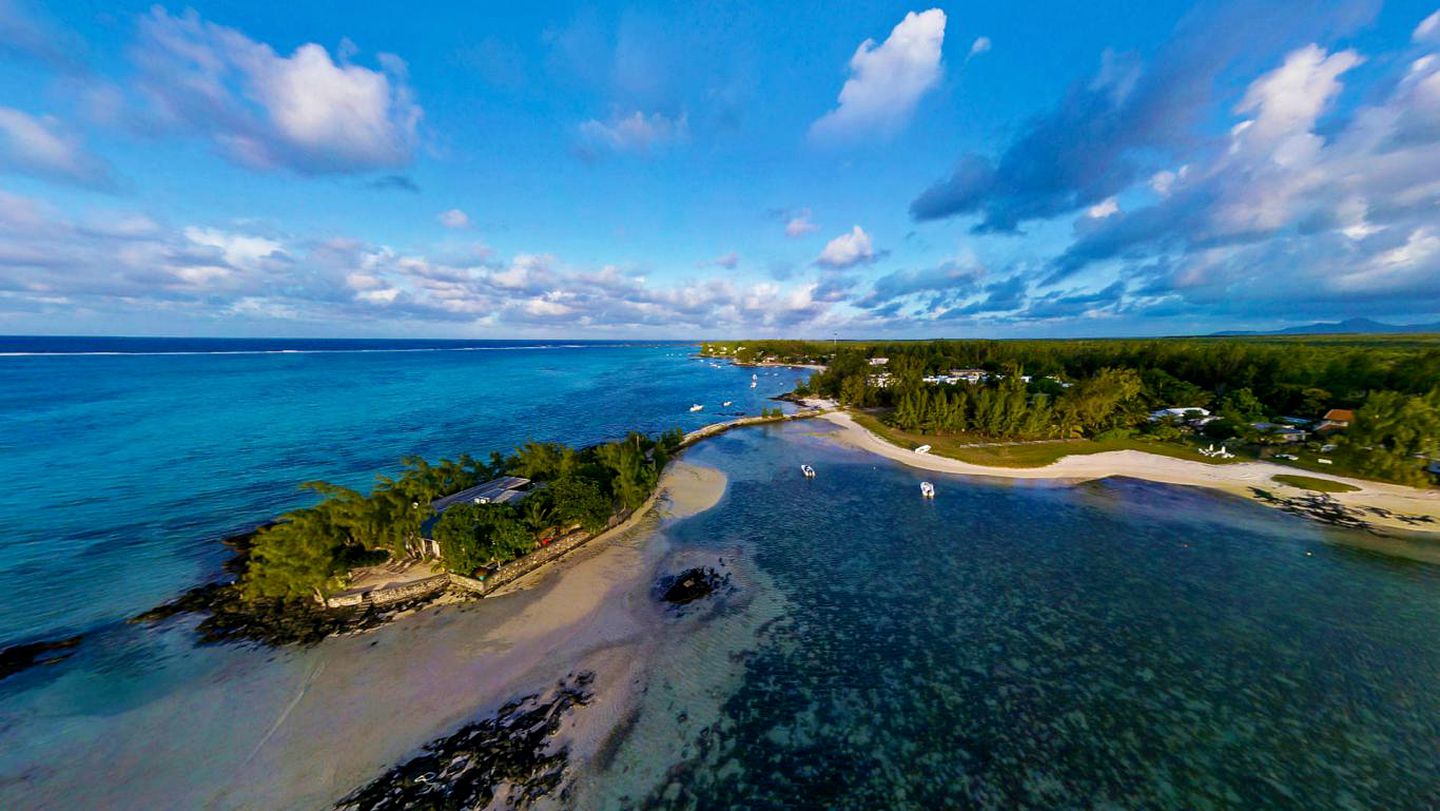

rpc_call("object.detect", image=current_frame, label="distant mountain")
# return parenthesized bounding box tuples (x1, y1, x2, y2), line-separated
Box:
(1214, 317, 1440, 336)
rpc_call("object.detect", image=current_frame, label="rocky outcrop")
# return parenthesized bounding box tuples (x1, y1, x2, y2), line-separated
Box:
(335, 672, 596, 810)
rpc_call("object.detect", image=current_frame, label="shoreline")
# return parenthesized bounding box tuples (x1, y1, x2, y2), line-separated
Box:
(0, 461, 729, 810)
(819, 410, 1440, 545)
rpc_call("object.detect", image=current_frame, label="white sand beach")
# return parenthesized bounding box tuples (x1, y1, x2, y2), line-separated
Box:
(0, 462, 728, 811)
(821, 410, 1440, 541)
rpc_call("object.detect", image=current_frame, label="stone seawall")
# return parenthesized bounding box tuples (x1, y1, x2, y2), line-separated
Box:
(324, 573, 452, 609)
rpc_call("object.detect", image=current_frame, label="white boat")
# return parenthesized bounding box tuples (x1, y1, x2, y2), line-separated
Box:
(722, 401, 732, 407)
(752, 373, 758, 379)
(689, 404, 704, 412)
(914, 445, 931, 455)
(750, 380, 757, 389)
(920, 481, 935, 498)
(801, 464, 816, 478)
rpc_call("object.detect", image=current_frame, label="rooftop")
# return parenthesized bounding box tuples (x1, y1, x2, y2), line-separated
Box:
(431, 476, 531, 512)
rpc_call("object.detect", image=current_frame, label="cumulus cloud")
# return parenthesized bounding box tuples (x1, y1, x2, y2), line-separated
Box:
(910, 0, 1378, 230)
(1042, 19, 1440, 320)
(577, 110, 687, 156)
(809, 9, 946, 142)
(130, 8, 422, 174)
(785, 208, 819, 237)
(0, 190, 847, 333)
(855, 254, 985, 311)
(0, 107, 114, 188)
(437, 208, 469, 229)
(967, 36, 991, 60)
(816, 225, 877, 269)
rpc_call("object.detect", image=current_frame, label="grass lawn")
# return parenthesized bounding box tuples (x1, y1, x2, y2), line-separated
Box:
(850, 411, 1240, 468)
(1271, 474, 1361, 493)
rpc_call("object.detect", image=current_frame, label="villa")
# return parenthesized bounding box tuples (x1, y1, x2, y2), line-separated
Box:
(419, 476, 532, 557)
(1251, 422, 1308, 443)
(1317, 408, 1355, 433)
(1149, 407, 1211, 422)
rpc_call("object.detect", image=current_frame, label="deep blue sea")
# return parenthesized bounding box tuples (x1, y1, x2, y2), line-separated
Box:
(0, 337, 804, 647)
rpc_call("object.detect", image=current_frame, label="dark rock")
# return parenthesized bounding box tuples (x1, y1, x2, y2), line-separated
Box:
(131, 580, 450, 648)
(335, 672, 595, 810)
(0, 635, 83, 682)
(658, 567, 727, 605)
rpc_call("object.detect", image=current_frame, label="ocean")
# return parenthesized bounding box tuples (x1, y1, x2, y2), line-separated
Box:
(0, 337, 804, 647)
(2, 340, 1438, 808)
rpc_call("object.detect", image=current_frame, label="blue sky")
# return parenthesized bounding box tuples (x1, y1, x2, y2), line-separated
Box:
(1, 0, 1439, 338)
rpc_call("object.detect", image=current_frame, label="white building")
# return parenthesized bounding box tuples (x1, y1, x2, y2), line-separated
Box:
(1149, 407, 1211, 422)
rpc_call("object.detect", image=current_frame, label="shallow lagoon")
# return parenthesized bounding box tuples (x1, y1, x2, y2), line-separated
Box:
(588, 422, 1440, 809)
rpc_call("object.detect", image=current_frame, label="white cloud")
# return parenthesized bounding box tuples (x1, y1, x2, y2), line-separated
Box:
(437, 208, 469, 229)
(0, 107, 114, 188)
(968, 36, 991, 59)
(809, 9, 947, 142)
(785, 208, 819, 237)
(1414, 10, 1440, 43)
(0, 189, 851, 333)
(578, 110, 688, 155)
(1086, 197, 1120, 218)
(182, 227, 287, 271)
(132, 8, 422, 174)
(816, 225, 876, 268)
(1234, 44, 1361, 151)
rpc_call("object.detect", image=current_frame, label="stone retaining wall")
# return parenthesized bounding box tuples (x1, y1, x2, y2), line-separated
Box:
(323, 573, 452, 608)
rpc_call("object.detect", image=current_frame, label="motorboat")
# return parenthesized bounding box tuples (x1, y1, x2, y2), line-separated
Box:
(689, 404, 704, 412)
(914, 445, 931, 455)
(722, 401, 732, 407)
(920, 481, 935, 498)
(801, 464, 816, 478)
(750, 380, 757, 389)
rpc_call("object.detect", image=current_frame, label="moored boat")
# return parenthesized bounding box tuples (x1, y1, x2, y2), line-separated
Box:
(690, 404, 704, 412)
(801, 464, 816, 478)
(920, 481, 935, 498)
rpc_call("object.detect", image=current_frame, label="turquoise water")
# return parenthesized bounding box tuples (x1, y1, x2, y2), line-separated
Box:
(0, 339, 803, 646)
(593, 423, 1440, 809)
(4, 344, 1439, 808)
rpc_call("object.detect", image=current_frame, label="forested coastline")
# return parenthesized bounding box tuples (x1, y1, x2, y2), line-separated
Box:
(704, 338, 1440, 486)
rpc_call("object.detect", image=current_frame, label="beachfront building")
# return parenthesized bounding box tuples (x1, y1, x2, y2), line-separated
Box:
(1149, 407, 1211, 422)
(1316, 408, 1355, 434)
(418, 476, 532, 557)
(1251, 422, 1308, 443)
(868, 357, 890, 366)
(948, 368, 987, 384)
(867, 372, 894, 388)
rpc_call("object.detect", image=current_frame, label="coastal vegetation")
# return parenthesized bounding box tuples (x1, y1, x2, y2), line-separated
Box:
(243, 428, 685, 602)
(705, 337, 1440, 486)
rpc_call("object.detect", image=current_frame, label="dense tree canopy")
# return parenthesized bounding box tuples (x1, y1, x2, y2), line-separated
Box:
(241, 427, 686, 601)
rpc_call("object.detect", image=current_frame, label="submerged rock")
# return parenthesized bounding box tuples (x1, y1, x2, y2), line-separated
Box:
(658, 567, 729, 605)
(335, 671, 596, 810)
(0, 635, 83, 682)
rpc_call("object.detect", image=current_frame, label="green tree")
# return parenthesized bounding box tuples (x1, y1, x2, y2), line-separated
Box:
(432, 503, 534, 574)
(547, 474, 613, 532)
(1342, 389, 1440, 486)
